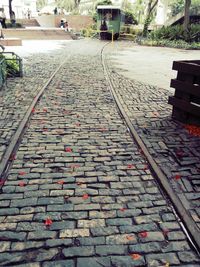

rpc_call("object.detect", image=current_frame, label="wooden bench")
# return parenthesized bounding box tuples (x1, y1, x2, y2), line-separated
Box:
(168, 60, 200, 125)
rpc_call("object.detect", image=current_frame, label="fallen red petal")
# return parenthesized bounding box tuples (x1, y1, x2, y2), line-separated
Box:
(18, 181, 26, 187)
(174, 174, 181, 180)
(57, 180, 64, 185)
(130, 253, 141, 260)
(45, 218, 53, 226)
(19, 171, 26, 176)
(82, 194, 89, 200)
(127, 164, 134, 169)
(120, 208, 127, 212)
(139, 231, 148, 238)
(65, 147, 72, 152)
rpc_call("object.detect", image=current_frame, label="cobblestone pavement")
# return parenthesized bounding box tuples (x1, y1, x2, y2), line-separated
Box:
(106, 42, 200, 230)
(0, 40, 199, 266)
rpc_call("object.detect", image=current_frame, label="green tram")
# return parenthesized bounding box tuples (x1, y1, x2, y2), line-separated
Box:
(97, 5, 125, 40)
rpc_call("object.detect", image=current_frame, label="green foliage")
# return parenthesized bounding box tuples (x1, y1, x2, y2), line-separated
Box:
(124, 10, 138, 25)
(150, 24, 200, 42)
(169, 0, 200, 16)
(95, 0, 112, 9)
(139, 38, 200, 50)
(0, 53, 21, 77)
(169, 0, 185, 16)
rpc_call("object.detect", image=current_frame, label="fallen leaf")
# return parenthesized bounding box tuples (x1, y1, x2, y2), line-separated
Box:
(82, 194, 89, 200)
(18, 181, 26, 187)
(139, 231, 148, 238)
(130, 253, 141, 260)
(44, 218, 53, 226)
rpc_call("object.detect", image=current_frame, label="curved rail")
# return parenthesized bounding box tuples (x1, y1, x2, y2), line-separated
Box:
(0, 61, 65, 186)
(101, 43, 200, 253)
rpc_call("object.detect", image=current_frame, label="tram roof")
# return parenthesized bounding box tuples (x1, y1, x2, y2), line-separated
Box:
(97, 5, 121, 10)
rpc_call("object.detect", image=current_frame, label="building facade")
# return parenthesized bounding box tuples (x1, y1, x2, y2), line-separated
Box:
(1, 0, 37, 19)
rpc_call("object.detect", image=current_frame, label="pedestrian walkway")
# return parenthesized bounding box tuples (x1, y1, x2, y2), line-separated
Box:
(0, 40, 199, 266)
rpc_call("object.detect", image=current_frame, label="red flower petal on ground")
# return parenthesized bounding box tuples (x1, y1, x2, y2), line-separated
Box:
(126, 235, 134, 241)
(65, 147, 72, 152)
(163, 229, 169, 237)
(120, 208, 127, 212)
(130, 253, 141, 260)
(0, 179, 5, 186)
(19, 171, 26, 176)
(32, 108, 35, 113)
(139, 231, 148, 238)
(57, 180, 64, 185)
(144, 164, 148, 170)
(18, 181, 26, 187)
(9, 154, 16, 161)
(174, 174, 181, 180)
(82, 194, 89, 200)
(44, 218, 53, 226)
(176, 150, 184, 158)
(127, 164, 134, 169)
(43, 108, 48, 112)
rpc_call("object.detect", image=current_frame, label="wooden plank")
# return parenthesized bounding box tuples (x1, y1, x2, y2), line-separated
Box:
(173, 61, 200, 76)
(171, 79, 200, 98)
(168, 96, 200, 117)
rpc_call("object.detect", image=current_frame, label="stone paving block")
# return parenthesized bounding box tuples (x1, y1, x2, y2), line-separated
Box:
(91, 226, 120, 236)
(0, 241, 10, 252)
(96, 245, 127, 256)
(106, 234, 137, 245)
(77, 236, 105, 246)
(60, 229, 90, 238)
(111, 255, 145, 267)
(63, 246, 95, 257)
(43, 260, 75, 267)
(11, 241, 44, 251)
(146, 252, 180, 266)
(129, 242, 161, 253)
(45, 238, 73, 248)
(78, 219, 105, 228)
(27, 230, 57, 240)
(106, 218, 133, 226)
(77, 257, 111, 267)
(177, 251, 200, 263)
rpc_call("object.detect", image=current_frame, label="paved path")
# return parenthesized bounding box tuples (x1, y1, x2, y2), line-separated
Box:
(108, 42, 200, 91)
(0, 40, 199, 266)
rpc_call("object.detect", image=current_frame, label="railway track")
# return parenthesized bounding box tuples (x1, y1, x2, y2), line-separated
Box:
(101, 43, 200, 254)
(0, 40, 199, 265)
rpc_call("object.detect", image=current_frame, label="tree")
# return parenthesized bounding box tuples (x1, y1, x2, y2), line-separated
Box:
(142, 0, 158, 37)
(183, 0, 191, 32)
(9, 0, 13, 19)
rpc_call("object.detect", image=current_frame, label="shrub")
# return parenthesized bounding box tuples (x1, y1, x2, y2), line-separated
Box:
(150, 24, 200, 42)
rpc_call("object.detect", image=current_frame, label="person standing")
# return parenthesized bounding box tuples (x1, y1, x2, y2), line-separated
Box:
(0, 8, 7, 28)
(27, 9, 31, 19)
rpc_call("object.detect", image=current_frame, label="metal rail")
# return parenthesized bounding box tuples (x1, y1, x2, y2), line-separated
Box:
(101, 44, 200, 253)
(0, 61, 65, 186)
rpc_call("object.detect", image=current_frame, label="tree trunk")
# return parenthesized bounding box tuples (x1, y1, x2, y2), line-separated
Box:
(9, 0, 13, 18)
(183, 0, 191, 32)
(142, 0, 158, 37)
